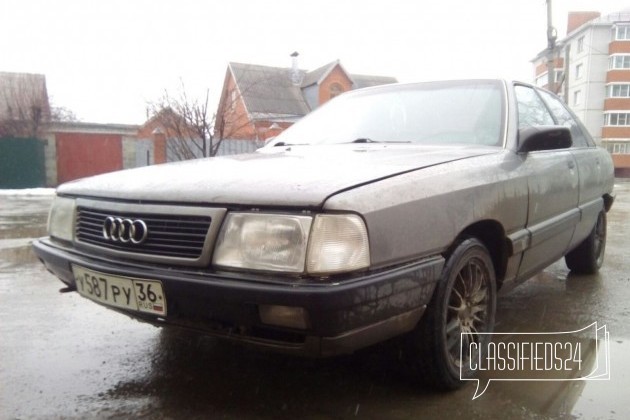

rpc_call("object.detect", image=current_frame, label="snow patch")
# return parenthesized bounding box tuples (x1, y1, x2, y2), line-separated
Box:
(0, 188, 56, 196)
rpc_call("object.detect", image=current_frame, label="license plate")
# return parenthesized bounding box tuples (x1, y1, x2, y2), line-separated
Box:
(72, 265, 167, 316)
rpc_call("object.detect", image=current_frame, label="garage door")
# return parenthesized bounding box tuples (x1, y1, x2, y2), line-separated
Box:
(56, 132, 122, 184)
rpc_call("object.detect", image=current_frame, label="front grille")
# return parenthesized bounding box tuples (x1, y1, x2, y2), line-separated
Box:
(76, 207, 212, 260)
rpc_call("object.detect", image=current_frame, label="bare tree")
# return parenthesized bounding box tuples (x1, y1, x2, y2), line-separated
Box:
(50, 104, 79, 123)
(147, 81, 219, 161)
(0, 73, 51, 138)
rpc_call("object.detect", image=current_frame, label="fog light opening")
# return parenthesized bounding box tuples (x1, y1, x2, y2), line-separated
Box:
(259, 305, 310, 330)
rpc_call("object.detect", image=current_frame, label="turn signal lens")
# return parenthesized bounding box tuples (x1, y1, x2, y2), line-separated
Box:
(307, 214, 370, 275)
(259, 305, 310, 329)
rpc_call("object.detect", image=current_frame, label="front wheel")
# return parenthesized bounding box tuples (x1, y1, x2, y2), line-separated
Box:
(404, 238, 497, 390)
(565, 210, 607, 275)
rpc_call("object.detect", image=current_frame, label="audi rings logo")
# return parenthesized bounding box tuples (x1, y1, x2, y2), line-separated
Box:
(102, 217, 148, 244)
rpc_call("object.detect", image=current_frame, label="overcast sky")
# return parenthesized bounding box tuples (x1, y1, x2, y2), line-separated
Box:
(1, 0, 628, 125)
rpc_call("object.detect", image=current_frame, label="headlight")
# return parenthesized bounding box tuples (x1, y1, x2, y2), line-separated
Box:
(47, 195, 76, 242)
(212, 212, 370, 275)
(212, 213, 312, 273)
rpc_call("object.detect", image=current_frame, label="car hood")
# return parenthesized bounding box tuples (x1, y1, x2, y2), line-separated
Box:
(58, 144, 499, 207)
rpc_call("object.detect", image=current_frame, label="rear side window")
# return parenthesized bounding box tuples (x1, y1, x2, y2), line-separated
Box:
(514, 86, 555, 128)
(537, 90, 593, 148)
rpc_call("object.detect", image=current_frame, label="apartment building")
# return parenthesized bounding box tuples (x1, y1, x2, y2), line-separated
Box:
(532, 9, 630, 176)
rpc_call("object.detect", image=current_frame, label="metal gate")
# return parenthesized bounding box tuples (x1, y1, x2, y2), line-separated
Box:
(0, 137, 46, 188)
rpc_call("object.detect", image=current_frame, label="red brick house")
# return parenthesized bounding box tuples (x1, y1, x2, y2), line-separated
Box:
(136, 109, 186, 164)
(214, 55, 397, 154)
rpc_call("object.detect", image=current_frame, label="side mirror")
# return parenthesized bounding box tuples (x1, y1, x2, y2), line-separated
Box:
(517, 126, 572, 153)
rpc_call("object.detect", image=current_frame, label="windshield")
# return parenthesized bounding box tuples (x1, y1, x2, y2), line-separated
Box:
(268, 80, 505, 147)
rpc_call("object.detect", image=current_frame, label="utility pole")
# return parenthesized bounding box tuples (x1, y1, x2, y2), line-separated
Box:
(546, 0, 558, 92)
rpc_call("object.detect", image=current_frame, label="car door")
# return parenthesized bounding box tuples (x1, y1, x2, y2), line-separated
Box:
(537, 89, 606, 250)
(513, 85, 580, 279)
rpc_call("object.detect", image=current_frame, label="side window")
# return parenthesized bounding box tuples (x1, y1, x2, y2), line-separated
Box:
(514, 85, 555, 129)
(538, 90, 592, 148)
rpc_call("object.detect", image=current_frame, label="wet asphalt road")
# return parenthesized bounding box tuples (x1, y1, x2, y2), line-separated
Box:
(1, 185, 629, 419)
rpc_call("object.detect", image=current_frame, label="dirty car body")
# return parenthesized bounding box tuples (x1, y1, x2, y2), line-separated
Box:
(34, 80, 615, 389)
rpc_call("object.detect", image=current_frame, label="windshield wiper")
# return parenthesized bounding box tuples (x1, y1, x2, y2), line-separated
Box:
(350, 138, 378, 144)
(272, 141, 308, 147)
(273, 138, 411, 146)
(348, 138, 411, 144)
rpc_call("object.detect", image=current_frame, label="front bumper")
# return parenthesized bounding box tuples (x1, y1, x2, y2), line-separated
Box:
(33, 238, 443, 357)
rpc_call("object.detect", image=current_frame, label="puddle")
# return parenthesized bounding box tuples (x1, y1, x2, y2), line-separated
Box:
(471, 330, 623, 417)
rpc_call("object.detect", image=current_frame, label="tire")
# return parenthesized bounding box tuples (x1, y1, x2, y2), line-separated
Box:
(404, 238, 497, 390)
(565, 210, 607, 275)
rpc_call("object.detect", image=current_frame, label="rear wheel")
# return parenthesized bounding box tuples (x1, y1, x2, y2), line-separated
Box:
(405, 238, 496, 390)
(565, 210, 607, 275)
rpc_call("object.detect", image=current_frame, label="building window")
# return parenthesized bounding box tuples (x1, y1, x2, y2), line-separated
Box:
(607, 84, 630, 98)
(535, 71, 563, 87)
(555, 70, 564, 83)
(605, 112, 630, 126)
(605, 141, 630, 154)
(577, 36, 585, 53)
(573, 90, 582, 106)
(575, 63, 583, 79)
(230, 90, 237, 111)
(609, 55, 630, 70)
(615, 25, 630, 41)
(329, 83, 343, 99)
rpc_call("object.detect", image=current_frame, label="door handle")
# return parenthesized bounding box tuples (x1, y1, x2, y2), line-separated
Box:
(568, 161, 575, 169)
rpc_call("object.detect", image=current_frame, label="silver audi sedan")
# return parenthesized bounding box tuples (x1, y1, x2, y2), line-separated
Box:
(34, 79, 615, 389)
